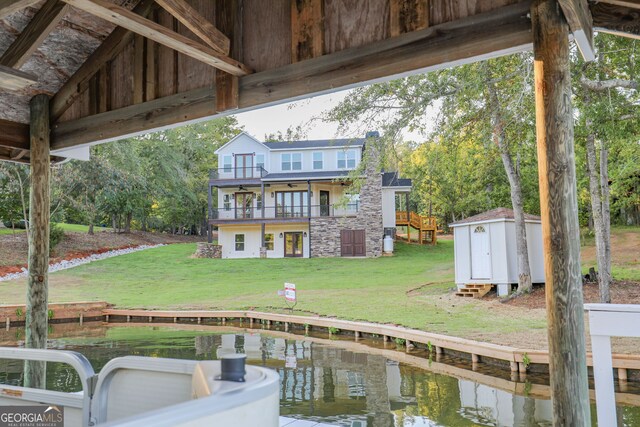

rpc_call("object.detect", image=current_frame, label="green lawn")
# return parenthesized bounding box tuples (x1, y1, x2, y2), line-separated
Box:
(0, 223, 111, 235)
(0, 241, 547, 337)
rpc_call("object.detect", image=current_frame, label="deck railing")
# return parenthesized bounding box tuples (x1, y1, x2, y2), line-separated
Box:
(395, 211, 437, 230)
(209, 166, 268, 180)
(210, 203, 359, 220)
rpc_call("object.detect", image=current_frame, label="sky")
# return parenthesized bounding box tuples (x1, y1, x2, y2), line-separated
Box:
(233, 88, 437, 143)
(233, 90, 350, 141)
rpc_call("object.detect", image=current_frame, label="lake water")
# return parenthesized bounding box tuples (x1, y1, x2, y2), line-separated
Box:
(0, 322, 639, 426)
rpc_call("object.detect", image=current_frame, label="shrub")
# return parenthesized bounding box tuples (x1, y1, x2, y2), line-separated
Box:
(50, 223, 65, 253)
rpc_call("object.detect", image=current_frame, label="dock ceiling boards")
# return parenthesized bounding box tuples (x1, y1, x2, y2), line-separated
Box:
(0, 0, 636, 163)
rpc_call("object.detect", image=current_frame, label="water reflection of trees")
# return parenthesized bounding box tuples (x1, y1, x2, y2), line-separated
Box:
(0, 328, 580, 426)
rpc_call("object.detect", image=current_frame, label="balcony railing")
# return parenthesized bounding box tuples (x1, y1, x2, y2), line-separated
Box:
(209, 166, 268, 180)
(209, 203, 360, 220)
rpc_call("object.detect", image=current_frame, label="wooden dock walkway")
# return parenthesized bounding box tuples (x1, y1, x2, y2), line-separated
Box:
(102, 308, 640, 381)
(396, 212, 437, 245)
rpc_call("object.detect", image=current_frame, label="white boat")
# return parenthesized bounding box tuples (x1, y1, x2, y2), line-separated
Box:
(0, 347, 280, 426)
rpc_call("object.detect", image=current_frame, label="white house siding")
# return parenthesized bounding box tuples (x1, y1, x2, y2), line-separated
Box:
(525, 222, 545, 283)
(268, 146, 361, 173)
(381, 188, 396, 228)
(216, 134, 270, 177)
(488, 222, 509, 284)
(218, 223, 310, 258)
(453, 226, 471, 284)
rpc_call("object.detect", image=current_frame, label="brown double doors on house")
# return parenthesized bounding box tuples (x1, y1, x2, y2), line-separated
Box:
(340, 229, 366, 257)
(235, 192, 253, 219)
(284, 232, 304, 257)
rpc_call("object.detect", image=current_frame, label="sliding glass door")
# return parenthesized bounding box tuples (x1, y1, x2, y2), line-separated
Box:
(275, 191, 308, 218)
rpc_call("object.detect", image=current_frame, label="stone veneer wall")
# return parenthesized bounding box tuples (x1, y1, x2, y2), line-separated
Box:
(194, 242, 222, 258)
(310, 143, 383, 258)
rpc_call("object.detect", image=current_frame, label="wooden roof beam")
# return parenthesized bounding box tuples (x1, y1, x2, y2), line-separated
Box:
(61, 0, 251, 76)
(558, 0, 596, 61)
(50, 0, 155, 122)
(0, 0, 41, 18)
(154, 0, 230, 55)
(51, 1, 533, 149)
(0, 119, 29, 150)
(0, 64, 37, 90)
(0, 0, 69, 69)
(591, 1, 640, 39)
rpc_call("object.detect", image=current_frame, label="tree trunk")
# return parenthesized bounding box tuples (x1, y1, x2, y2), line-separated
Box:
(88, 223, 94, 235)
(25, 94, 51, 389)
(15, 168, 29, 234)
(124, 212, 132, 233)
(532, 0, 591, 424)
(600, 145, 612, 300)
(585, 130, 610, 303)
(112, 214, 117, 232)
(486, 73, 532, 294)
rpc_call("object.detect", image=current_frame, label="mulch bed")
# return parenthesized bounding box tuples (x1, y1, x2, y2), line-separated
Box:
(0, 230, 205, 275)
(504, 280, 640, 309)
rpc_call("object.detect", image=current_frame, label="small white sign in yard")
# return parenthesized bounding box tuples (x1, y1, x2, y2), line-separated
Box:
(278, 283, 297, 310)
(284, 283, 296, 302)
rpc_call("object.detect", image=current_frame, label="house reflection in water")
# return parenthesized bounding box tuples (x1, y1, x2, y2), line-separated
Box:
(195, 333, 554, 426)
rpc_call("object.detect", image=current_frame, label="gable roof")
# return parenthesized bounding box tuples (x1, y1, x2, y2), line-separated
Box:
(264, 138, 366, 150)
(449, 208, 541, 227)
(382, 172, 412, 188)
(214, 131, 267, 155)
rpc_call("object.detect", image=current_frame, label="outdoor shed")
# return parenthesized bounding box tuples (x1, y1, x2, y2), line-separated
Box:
(449, 208, 545, 296)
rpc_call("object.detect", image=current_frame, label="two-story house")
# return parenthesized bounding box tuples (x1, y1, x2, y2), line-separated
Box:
(208, 132, 414, 258)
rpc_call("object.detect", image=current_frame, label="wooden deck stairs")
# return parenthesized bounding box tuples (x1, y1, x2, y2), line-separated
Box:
(395, 211, 437, 245)
(455, 284, 493, 298)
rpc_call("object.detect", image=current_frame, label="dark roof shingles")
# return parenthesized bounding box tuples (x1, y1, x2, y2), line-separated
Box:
(263, 138, 365, 149)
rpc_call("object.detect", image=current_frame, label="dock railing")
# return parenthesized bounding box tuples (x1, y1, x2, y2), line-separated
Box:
(585, 303, 640, 426)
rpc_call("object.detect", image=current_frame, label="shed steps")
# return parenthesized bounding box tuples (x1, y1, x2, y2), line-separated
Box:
(455, 284, 493, 298)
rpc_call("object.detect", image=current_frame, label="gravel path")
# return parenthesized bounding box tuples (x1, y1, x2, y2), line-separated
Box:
(0, 244, 164, 282)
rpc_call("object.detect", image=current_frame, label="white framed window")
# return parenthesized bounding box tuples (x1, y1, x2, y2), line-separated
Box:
(223, 194, 231, 211)
(256, 154, 265, 170)
(264, 233, 274, 251)
(292, 153, 302, 170)
(312, 152, 323, 170)
(337, 150, 356, 169)
(281, 153, 291, 171)
(235, 234, 245, 251)
(256, 193, 262, 210)
(223, 155, 232, 172)
(282, 153, 302, 171)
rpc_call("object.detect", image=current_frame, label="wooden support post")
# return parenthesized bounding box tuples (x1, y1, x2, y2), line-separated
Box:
(354, 331, 360, 340)
(173, 317, 177, 323)
(221, 317, 226, 325)
(148, 316, 152, 322)
(618, 368, 628, 382)
(5, 318, 9, 330)
(105, 314, 109, 322)
(518, 362, 527, 374)
(435, 346, 443, 355)
(284, 322, 289, 332)
(197, 317, 201, 324)
(304, 324, 309, 334)
(126, 315, 130, 322)
(532, 1, 591, 425)
(383, 335, 389, 342)
(79, 313, 83, 325)
(249, 318, 254, 327)
(510, 361, 518, 372)
(24, 94, 50, 389)
(472, 354, 480, 364)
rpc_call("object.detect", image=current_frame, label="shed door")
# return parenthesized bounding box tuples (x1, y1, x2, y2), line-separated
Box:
(341, 230, 366, 257)
(470, 225, 491, 279)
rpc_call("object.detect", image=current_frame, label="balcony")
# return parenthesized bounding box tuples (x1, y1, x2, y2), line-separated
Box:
(209, 167, 268, 186)
(209, 203, 359, 223)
